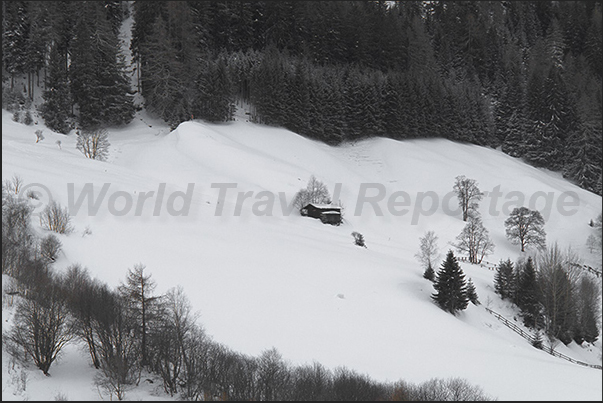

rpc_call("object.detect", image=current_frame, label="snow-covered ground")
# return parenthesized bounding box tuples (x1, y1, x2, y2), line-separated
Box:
(2, 106, 602, 401)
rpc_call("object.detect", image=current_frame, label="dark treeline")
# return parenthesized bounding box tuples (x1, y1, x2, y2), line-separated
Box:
(2, 182, 495, 401)
(2, 1, 602, 195)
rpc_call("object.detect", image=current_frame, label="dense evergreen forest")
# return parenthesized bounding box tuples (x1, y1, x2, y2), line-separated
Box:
(2, 1, 602, 195)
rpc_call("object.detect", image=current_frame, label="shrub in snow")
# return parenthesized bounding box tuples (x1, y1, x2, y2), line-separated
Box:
(4, 174, 24, 195)
(352, 231, 366, 248)
(26, 189, 39, 200)
(40, 200, 73, 234)
(82, 225, 92, 237)
(35, 129, 44, 143)
(39, 234, 62, 262)
(77, 128, 110, 161)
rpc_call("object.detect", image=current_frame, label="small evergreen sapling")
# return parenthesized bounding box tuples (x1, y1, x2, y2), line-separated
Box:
(423, 264, 435, 282)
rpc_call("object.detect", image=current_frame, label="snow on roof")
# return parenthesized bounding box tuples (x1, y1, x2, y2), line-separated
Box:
(306, 203, 341, 209)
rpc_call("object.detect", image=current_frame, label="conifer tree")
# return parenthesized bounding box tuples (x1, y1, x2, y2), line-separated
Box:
(40, 45, 72, 134)
(70, 2, 134, 129)
(514, 257, 541, 328)
(563, 85, 603, 195)
(118, 264, 159, 367)
(573, 276, 600, 345)
(432, 250, 469, 315)
(494, 259, 515, 300)
(196, 54, 234, 122)
(2, 1, 30, 88)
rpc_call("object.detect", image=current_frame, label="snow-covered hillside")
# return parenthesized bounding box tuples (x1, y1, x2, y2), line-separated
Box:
(2, 108, 602, 401)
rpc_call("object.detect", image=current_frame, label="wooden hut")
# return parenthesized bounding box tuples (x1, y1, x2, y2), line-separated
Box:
(301, 203, 342, 225)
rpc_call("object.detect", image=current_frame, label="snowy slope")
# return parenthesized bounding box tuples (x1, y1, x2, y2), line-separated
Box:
(2, 108, 602, 401)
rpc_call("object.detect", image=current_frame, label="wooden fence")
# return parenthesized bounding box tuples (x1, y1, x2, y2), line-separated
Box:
(574, 263, 602, 278)
(459, 256, 602, 279)
(484, 307, 602, 370)
(457, 255, 497, 271)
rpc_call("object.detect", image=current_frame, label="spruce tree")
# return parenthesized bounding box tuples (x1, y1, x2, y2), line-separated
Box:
(196, 54, 234, 123)
(494, 259, 515, 300)
(2, 1, 30, 87)
(70, 2, 134, 130)
(431, 250, 469, 315)
(40, 45, 72, 134)
(573, 276, 600, 345)
(515, 257, 541, 329)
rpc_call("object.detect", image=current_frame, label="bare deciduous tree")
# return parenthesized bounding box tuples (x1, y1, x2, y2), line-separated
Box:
(39, 200, 73, 234)
(415, 230, 440, 274)
(39, 234, 62, 262)
(256, 348, 291, 401)
(2, 189, 35, 276)
(76, 128, 110, 161)
(4, 174, 24, 195)
(290, 362, 333, 401)
(150, 286, 198, 397)
(293, 175, 332, 210)
(454, 216, 495, 264)
(453, 175, 484, 221)
(61, 264, 102, 369)
(4, 285, 74, 375)
(504, 207, 546, 252)
(94, 295, 140, 401)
